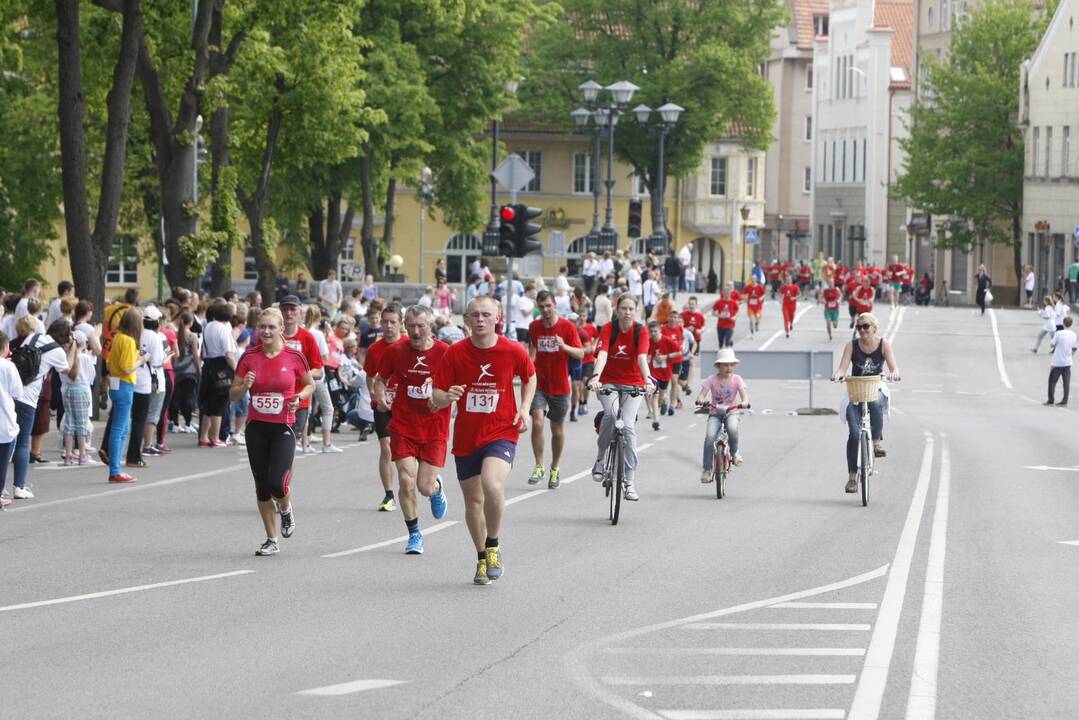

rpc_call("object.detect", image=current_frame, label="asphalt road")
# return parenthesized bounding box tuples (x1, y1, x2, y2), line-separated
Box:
(3, 296, 1077, 720)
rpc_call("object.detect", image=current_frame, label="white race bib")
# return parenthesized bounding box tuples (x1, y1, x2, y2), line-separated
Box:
(652, 355, 667, 368)
(407, 378, 432, 400)
(385, 389, 396, 407)
(465, 391, 499, 414)
(251, 393, 285, 415)
(537, 336, 559, 353)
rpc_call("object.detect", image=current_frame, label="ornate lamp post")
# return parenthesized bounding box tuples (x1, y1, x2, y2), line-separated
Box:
(634, 101, 684, 250)
(739, 205, 751, 285)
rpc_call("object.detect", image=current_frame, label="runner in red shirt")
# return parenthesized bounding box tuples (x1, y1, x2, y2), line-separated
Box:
(373, 305, 451, 555)
(851, 277, 875, 327)
(230, 307, 315, 556)
(797, 262, 813, 298)
(527, 290, 583, 489)
(821, 280, 843, 340)
(574, 314, 599, 418)
(844, 275, 861, 327)
(766, 261, 783, 298)
(432, 295, 536, 586)
(712, 290, 739, 348)
(277, 297, 324, 451)
(742, 276, 766, 337)
(679, 296, 706, 357)
(726, 281, 744, 305)
(661, 314, 693, 412)
(835, 263, 850, 287)
(780, 273, 800, 337)
(588, 293, 654, 502)
(886, 255, 906, 309)
(363, 304, 405, 512)
(645, 320, 680, 430)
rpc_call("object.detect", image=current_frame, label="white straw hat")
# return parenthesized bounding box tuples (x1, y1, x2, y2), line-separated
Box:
(713, 348, 740, 365)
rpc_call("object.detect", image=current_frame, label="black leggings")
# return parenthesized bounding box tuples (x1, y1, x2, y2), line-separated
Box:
(126, 392, 150, 464)
(171, 376, 197, 425)
(156, 370, 174, 446)
(245, 420, 296, 502)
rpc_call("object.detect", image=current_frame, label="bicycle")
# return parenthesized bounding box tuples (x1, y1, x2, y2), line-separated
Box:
(597, 386, 645, 525)
(695, 402, 750, 499)
(840, 374, 881, 507)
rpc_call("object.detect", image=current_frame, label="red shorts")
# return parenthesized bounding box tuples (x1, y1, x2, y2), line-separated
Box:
(390, 434, 447, 467)
(747, 306, 762, 317)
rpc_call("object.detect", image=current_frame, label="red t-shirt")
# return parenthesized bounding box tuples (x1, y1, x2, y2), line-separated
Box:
(798, 265, 813, 283)
(744, 284, 765, 310)
(363, 335, 404, 410)
(597, 322, 650, 386)
(867, 268, 882, 285)
(680, 311, 706, 342)
(661, 325, 686, 363)
(766, 264, 781, 282)
(836, 266, 850, 285)
(904, 265, 915, 285)
(432, 336, 535, 456)
(257, 327, 322, 410)
(729, 289, 744, 304)
(578, 323, 599, 364)
(781, 283, 800, 305)
(647, 335, 680, 381)
(713, 300, 738, 329)
(378, 340, 451, 442)
(235, 346, 310, 426)
(529, 317, 581, 396)
(844, 278, 860, 299)
(887, 263, 906, 283)
(852, 285, 875, 313)
(822, 287, 842, 311)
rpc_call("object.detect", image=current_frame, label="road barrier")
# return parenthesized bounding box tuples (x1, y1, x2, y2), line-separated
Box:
(698, 349, 834, 412)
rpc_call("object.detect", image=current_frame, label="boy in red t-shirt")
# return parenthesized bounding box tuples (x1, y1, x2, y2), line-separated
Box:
(780, 274, 800, 337)
(679, 296, 706, 357)
(821, 279, 842, 340)
(712, 290, 739, 348)
(661, 314, 692, 411)
(742, 276, 765, 337)
(645, 321, 680, 430)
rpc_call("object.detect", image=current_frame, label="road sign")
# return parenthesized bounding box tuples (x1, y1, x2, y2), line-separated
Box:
(491, 155, 535, 193)
(548, 230, 565, 256)
(745, 228, 759, 245)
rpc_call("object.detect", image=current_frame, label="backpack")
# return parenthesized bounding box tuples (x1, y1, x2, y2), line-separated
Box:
(12, 333, 59, 385)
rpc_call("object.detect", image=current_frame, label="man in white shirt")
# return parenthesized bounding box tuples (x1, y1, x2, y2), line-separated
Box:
(678, 245, 692, 291)
(318, 270, 343, 314)
(582, 252, 598, 296)
(1047, 316, 1077, 406)
(46, 281, 76, 327)
(597, 252, 615, 282)
(627, 260, 643, 305)
(554, 267, 571, 293)
(15, 279, 42, 320)
(513, 285, 536, 342)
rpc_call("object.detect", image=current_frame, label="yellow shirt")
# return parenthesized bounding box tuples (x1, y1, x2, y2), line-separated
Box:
(107, 333, 138, 384)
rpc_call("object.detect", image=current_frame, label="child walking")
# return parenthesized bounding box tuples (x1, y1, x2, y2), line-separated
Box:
(61, 330, 97, 465)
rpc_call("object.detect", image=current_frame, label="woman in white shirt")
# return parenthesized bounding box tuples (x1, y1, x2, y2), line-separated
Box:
(1032, 295, 1057, 353)
(198, 301, 238, 447)
(593, 283, 613, 327)
(0, 331, 24, 507)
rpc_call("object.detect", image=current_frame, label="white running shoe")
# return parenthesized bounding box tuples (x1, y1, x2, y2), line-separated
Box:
(13, 486, 35, 499)
(303, 446, 317, 455)
(321, 445, 343, 453)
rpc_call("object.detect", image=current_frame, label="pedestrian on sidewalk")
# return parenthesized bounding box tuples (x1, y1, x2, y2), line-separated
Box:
(1046, 316, 1077, 406)
(974, 265, 992, 316)
(0, 332, 23, 507)
(61, 330, 96, 465)
(101, 307, 146, 483)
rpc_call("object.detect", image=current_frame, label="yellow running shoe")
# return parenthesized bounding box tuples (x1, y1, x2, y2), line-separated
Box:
(474, 559, 491, 586)
(527, 465, 545, 485)
(485, 546, 504, 581)
(378, 496, 396, 512)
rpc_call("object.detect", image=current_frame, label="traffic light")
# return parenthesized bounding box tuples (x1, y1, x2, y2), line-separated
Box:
(511, 203, 543, 257)
(627, 198, 642, 238)
(498, 205, 516, 256)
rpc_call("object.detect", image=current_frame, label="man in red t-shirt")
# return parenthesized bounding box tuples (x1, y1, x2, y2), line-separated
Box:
(851, 276, 875, 327)
(646, 320, 680, 429)
(574, 314, 599, 417)
(742, 276, 765, 337)
(679, 296, 706, 357)
(821, 279, 842, 340)
(711, 290, 739, 348)
(373, 305, 451, 555)
(844, 275, 861, 326)
(766, 261, 782, 298)
(527, 290, 583, 489)
(278, 296, 324, 446)
(797, 262, 813, 297)
(363, 304, 404, 512)
(432, 295, 536, 586)
(661, 314, 693, 412)
(780, 274, 800, 337)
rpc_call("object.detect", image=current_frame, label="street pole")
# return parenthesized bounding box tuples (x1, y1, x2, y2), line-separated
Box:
(418, 199, 425, 284)
(602, 110, 617, 236)
(740, 227, 747, 286)
(591, 124, 602, 236)
(657, 124, 668, 246)
(487, 120, 500, 241)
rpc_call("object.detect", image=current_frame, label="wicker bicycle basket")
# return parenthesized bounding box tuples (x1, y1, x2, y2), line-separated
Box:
(845, 375, 881, 403)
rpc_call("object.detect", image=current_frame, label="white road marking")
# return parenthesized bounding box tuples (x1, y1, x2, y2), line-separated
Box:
(911, 390, 943, 394)
(1023, 465, 1079, 472)
(637, 443, 654, 452)
(655, 435, 669, 442)
(848, 433, 936, 720)
(886, 307, 907, 345)
(602, 647, 866, 657)
(659, 711, 846, 720)
(321, 521, 459, 558)
(688, 423, 698, 429)
(684, 623, 870, 631)
(770, 602, 877, 610)
(1058, 541, 1079, 547)
(295, 678, 407, 696)
(987, 309, 1013, 389)
(906, 440, 951, 719)
(0, 570, 254, 613)
(603, 674, 856, 686)
(758, 304, 815, 351)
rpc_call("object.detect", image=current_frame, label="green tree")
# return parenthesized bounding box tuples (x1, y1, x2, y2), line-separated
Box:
(894, 0, 1046, 294)
(522, 0, 784, 237)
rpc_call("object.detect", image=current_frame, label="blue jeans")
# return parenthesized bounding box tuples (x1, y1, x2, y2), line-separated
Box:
(107, 383, 134, 476)
(703, 412, 741, 469)
(665, 278, 678, 300)
(0, 440, 14, 496)
(12, 401, 37, 490)
(846, 399, 883, 472)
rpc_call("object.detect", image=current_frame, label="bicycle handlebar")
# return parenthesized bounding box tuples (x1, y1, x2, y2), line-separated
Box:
(599, 386, 645, 398)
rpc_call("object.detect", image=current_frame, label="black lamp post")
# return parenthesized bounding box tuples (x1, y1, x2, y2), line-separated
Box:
(634, 101, 684, 250)
(739, 205, 751, 285)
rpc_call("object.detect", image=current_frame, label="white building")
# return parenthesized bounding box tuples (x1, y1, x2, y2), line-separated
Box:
(811, 0, 913, 267)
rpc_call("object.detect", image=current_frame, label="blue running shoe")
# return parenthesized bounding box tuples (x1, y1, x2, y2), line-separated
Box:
(430, 477, 448, 520)
(405, 531, 424, 555)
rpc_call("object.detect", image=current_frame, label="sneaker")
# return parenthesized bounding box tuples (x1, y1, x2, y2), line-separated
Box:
(226, 435, 239, 446)
(652, 420, 660, 431)
(548, 467, 561, 490)
(474, 559, 491, 585)
(569, 413, 577, 423)
(78, 454, 91, 465)
(280, 508, 295, 538)
(108, 474, 136, 484)
(873, 446, 886, 458)
(485, 546, 504, 581)
(302, 446, 317, 455)
(13, 486, 34, 499)
(591, 461, 605, 482)
(378, 496, 396, 512)
(666, 407, 674, 417)
(700, 469, 713, 484)
(142, 446, 162, 456)
(255, 539, 279, 556)
(1057, 401, 1069, 406)
(733, 452, 744, 466)
(578, 406, 589, 416)
(405, 531, 424, 555)
(0, 496, 11, 509)
(624, 483, 640, 501)
(321, 444, 343, 453)
(63, 455, 74, 466)
(527, 465, 545, 485)
(430, 477, 448, 519)
(168, 422, 178, 433)
(154, 445, 173, 455)
(660, 402, 668, 415)
(845, 478, 858, 493)
(84, 444, 96, 453)
(126, 460, 148, 469)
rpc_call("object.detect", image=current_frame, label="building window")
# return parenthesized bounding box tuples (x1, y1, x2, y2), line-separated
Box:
(862, 139, 867, 180)
(820, 141, 827, 181)
(804, 115, 813, 142)
(243, 242, 258, 280)
(634, 174, 651, 196)
(516, 151, 542, 191)
(746, 158, 757, 197)
(1065, 54, 1071, 88)
(710, 157, 728, 196)
(853, 140, 859, 182)
(942, 0, 950, 30)
(803, 167, 812, 193)
(814, 14, 829, 36)
(573, 153, 593, 194)
(831, 141, 837, 182)
(1063, 126, 1071, 177)
(841, 140, 847, 182)
(1033, 127, 1040, 176)
(928, 6, 934, 27)
(106, 235, 138, 285)
(1045, 126, 1053, 177)
(806, 64, 814, 90)
(337, 237, 362, 280)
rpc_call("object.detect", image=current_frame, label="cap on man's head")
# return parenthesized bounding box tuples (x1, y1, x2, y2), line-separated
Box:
(143, 305, 163, 321)
(279, 295, 301, 307)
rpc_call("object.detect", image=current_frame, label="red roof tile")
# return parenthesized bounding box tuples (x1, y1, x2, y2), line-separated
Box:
(791, 0, 831, 50)
(873, 0, 914, 79)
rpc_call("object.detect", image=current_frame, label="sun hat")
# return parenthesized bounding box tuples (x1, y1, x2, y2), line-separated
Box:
(713, 348, 740, 366)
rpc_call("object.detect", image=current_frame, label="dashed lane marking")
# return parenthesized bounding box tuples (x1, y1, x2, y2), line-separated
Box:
(658, 711, 846, 720)
(987, 309, 1013, 389)
(295, 678, 408, 696)
(771, 602, 877, 610)
(758, 304, 816, 351)
(321, 521, 459, 558)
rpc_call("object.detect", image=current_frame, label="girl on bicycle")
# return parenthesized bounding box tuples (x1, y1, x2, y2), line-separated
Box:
(695, 348, 749, 483)
(589, 293, 654, 501)
(830, 312, 901, 493)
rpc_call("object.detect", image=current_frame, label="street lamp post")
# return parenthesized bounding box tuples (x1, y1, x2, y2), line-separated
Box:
(485, 79, 520, 253)
(418, 166, 433, 283)
(740, 205, 750, 285)
(634, 102, 684, 250)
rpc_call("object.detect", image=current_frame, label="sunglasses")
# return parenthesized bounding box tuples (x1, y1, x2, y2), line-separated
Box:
(856, 323, 872, 330)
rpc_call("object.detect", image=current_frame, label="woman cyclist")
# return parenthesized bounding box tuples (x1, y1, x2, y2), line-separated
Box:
(695, 348, 749, 483)
(230, 308, 315, 556)
(831, 312, 901, 494)
(588, 293, 654, 502)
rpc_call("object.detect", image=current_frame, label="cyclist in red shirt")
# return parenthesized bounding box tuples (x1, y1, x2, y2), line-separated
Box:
(431, 295, 536, 586)
(373, 305, 451, 555)
(363, 304, 405, 512)
(743, 276, 766, 337)
(780, 273, 800, 337)
(527, 290, 583, 489)
(645, 320, 680, 430)
(821, 279, 843, 340)
(230, 308, 315, 556)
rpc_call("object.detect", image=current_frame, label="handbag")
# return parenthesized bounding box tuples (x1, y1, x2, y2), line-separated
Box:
(984, 288, 994, 304)
(205, 356, 233, 391)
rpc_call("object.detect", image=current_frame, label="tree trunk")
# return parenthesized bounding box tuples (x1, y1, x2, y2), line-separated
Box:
(308, 201, 327, 277)
(237, 84, 284, 304)
(56, 0, 142, 319)
(381, 177, 397, 274)
(360, 148, 380, 279)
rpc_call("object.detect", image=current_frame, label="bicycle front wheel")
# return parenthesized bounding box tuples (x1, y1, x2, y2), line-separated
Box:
(610, 436, 623, 525)
(716, 442, 727, 500)
(859, 430, 871, 507)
